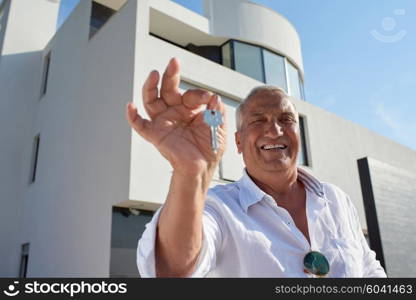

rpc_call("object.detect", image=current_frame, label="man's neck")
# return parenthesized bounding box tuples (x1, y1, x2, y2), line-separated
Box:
(247, 167, 302, 206)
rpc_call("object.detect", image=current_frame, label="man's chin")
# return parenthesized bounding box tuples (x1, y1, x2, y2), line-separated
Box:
(258, 159, 293, 172)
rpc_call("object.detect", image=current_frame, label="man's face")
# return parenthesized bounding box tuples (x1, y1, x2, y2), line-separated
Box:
(235, 91, 300, 176)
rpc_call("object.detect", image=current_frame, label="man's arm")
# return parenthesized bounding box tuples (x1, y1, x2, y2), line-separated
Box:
(127, 58, 226, 277)
(155, 168, 215, 277)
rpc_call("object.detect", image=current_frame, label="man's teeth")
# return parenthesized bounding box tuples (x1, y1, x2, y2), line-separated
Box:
(262, 144, 287, 150)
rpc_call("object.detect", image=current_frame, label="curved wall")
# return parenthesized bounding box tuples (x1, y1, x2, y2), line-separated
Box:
(205, 0, 304, 76)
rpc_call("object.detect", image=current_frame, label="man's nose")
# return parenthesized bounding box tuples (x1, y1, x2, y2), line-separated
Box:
(265, 121, 283, 138)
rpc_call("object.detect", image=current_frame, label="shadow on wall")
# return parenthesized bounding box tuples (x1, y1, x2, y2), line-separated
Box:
(0, 50, 44, 277)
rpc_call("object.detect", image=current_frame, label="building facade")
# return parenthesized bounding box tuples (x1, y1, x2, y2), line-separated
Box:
(0, 0, 415, 277)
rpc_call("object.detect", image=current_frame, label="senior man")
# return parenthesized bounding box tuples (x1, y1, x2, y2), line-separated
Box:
(126, 58, 386, 278)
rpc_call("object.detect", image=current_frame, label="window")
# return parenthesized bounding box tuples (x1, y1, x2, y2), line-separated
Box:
(40, 52, 51, 97)
(220, 40, 305, 100)
(89, 1, 115, 38)
(19, 243, 30, 278)
(30, 135, 40, 183)
(233, 41, 264, 82)
(110, 207, 154, 277)
(287, 60, 302, 100)
(263, 49, 287, 92)
(220, 97, 244, 181)
(300, 80, 306, 100)
(298, 115, 310, 166)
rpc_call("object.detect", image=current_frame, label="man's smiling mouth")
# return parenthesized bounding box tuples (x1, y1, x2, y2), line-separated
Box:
(260, 144, 288, 150)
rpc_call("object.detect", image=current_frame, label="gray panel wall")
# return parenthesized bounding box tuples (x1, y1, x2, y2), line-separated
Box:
(358, 157, 416, 277)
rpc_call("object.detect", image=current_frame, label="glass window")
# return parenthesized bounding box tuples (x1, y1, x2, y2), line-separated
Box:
(221, 42, 232, 68)
(220, 97, 244, 181)
(298, 116, 309, 166)
(300, 80, 306, 100)
(263, 49, 287, 92)
(110, 207, 153, 278)
(287, 61, 302, 100)
(233, 41, 264, 82)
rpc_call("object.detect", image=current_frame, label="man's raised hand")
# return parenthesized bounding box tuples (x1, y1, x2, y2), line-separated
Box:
(126, 58, 227, 176)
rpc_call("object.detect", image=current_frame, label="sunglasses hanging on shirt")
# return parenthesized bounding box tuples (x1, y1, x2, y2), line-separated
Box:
(303, 251, 330, 277)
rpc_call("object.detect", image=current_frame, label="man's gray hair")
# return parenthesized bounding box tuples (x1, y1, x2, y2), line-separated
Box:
(235, 85, 294, 131)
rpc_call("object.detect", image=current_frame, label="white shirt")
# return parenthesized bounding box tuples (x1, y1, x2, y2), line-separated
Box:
(137, 168, 387, 277)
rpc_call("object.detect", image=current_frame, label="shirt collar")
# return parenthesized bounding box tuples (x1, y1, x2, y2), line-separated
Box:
(236, 167, 325, 213)
(297, 167, 325, 198)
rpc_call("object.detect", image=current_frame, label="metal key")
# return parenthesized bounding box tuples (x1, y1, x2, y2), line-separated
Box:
(203, 109, 223, 153)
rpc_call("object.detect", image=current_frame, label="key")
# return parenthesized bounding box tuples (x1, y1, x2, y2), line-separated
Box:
(203, 109, 223, 153)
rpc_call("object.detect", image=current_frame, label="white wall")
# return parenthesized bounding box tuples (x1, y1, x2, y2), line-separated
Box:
(0, 0, 59, 277)
(16, 0, 136, 276)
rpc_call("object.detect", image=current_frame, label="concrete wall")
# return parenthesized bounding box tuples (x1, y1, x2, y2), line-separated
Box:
(0, 0, 59, 277)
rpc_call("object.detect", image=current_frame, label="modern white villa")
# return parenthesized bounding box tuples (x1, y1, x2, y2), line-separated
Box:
(0, 0, 415, 277)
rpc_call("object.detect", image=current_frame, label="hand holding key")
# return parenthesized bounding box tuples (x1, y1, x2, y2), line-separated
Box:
(126, 58, 227, 177)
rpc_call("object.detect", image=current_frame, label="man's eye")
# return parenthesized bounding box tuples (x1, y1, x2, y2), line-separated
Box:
(250, 119, 263, 124)
(281, 117, 295, 123)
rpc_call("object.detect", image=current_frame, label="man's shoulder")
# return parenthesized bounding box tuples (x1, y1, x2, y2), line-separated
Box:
(207, 181, 239, 200)
(321, 181, 347, 197)
(320, 181, 354, 210)
(205, 181, 241, 211)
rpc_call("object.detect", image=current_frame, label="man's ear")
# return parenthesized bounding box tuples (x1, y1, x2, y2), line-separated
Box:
(235, 131, 242, 154)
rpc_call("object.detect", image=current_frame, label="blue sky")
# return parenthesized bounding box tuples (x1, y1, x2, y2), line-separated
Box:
(58, 0, 416, 151)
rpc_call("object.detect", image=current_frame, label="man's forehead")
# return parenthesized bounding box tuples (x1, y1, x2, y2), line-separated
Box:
(244, 91, 295, 113)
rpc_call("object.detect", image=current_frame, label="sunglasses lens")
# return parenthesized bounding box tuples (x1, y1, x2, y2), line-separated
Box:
(303, 251, 330, 276)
